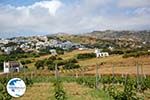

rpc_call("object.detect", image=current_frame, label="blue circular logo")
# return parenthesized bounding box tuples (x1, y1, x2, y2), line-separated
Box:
(6, 78, 26, 97)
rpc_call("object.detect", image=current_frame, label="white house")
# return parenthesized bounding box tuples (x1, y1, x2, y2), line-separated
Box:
(4, 47, 13, 54)
(3, 61, 23, 73)
(95, 49, 109, 57)
(50, 49, 57, 56)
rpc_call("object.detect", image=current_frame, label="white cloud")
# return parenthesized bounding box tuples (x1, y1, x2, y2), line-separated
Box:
(0, 0, 149, 36)
(28, 0, 62, 16)
(118, 0, 150, 8)
(133, 7, 150, 16)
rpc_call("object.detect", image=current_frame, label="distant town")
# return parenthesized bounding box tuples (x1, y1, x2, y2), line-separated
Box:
(0, 35, 86, 55)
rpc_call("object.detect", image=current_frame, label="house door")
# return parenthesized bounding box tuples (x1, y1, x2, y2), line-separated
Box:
(15, 68, 19, 72)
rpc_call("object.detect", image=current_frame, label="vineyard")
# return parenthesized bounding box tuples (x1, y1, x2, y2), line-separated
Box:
(0, 48, 150, 100)
(0, 74, 150, 100)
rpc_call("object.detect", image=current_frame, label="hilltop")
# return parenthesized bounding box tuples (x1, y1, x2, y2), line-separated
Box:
(84, 30, 150, 42)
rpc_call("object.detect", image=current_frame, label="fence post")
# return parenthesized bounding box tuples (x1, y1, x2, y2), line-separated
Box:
(55, 63, 58, 80)
(75, 71, 78, 78)
(136, 62, 141, 92)
(95, 63, 99, 89)
(112, 63, 115, 83)
(141, 63, 146, 79)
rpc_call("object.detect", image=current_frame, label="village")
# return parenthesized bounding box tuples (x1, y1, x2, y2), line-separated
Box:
(0, 36, 84, 55)
(0, 35, 112, 74)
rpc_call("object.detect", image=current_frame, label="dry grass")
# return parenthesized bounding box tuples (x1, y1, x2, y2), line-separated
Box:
(63, 82, 109, 100)
(21, 49, 150, 75)
(14, 83, 54, 100)
(85, 65, 150, 75)
(78, 55, 150, 75)
(78, 55, 150, 66)
(12, 82, 109, 100)
(60, 49, 93, 60)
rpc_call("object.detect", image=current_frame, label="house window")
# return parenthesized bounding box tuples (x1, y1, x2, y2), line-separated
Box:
(5, 65, 8, 68)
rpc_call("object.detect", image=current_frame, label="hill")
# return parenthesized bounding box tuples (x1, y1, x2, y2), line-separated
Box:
(85, 30, 150, 42)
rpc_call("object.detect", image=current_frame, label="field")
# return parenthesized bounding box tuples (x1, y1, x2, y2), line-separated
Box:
(1, 76, 150, 100)
(22, 50, 150, 75)
(13, 82, 109, 100)
(63, 82, 110, 100)
(14, 83, 55, 100)
(1, 49, 150, 100)
(77, 55, 150, 75)
(22, 49, 150, 75)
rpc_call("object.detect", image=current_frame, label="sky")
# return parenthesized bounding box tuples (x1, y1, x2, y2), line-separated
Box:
(0, 0, 150, 38)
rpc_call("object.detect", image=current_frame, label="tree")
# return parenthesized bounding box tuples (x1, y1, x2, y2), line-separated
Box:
(35, 60, 45, 69)
(63, 63, 80, 69)
(48, 63, 55, 70)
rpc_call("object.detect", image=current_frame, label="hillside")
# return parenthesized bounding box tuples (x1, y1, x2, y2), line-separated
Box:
(56, 31, 150, 50)
(85, 30, 150, 42)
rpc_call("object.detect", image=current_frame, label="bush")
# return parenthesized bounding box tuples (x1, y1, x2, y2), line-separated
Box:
(54, 47, 64, 55)
(67, 58, 78, 63)
(76, 53, 96, 59)
(48, 63, 55, 70)
(56, 60, 66, 66)
(123, 51, 150, 58)
(35, 60, 45, 69)
(20, 60, 32, 65)
(110, 50, 124, 55)
(48, 56, 57, 60)
(54, 80, 66, 100)
(63, 63, 80, 69)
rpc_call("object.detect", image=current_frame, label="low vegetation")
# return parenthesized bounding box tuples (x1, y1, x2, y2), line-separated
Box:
(54, 80, 66, 100)
(34, 56, 80, 70)
(76, 53, 96, 60)
(123, 51, 150, 58)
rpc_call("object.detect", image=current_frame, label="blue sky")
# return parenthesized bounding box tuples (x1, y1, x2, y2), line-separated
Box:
(0, 0, 150, 38)
(0, 0, 43, 6)
(0, 0, 76, 6)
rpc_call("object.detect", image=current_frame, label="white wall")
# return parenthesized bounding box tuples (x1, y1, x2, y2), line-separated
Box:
(3, 62, 9, 73)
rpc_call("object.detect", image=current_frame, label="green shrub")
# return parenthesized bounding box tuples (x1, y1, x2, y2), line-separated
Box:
(54, 80, 66, 100)
(76, 53, 96, 59)
(48, 63, 55, 70)
(21, 60, 32, 65)
(35, 60, 45, 69)
(63, 63, 80, 69)
(123, 51, 150, 58)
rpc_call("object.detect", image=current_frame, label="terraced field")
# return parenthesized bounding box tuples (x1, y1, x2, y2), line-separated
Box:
(20, 49, 150, 75)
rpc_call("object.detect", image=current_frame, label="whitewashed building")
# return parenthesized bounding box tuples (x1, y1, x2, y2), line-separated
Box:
(50, 49, 57, 56)
(4, 47, 13, 54)
(3, 61, 23, 73)
(95, 49, 109, 57)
